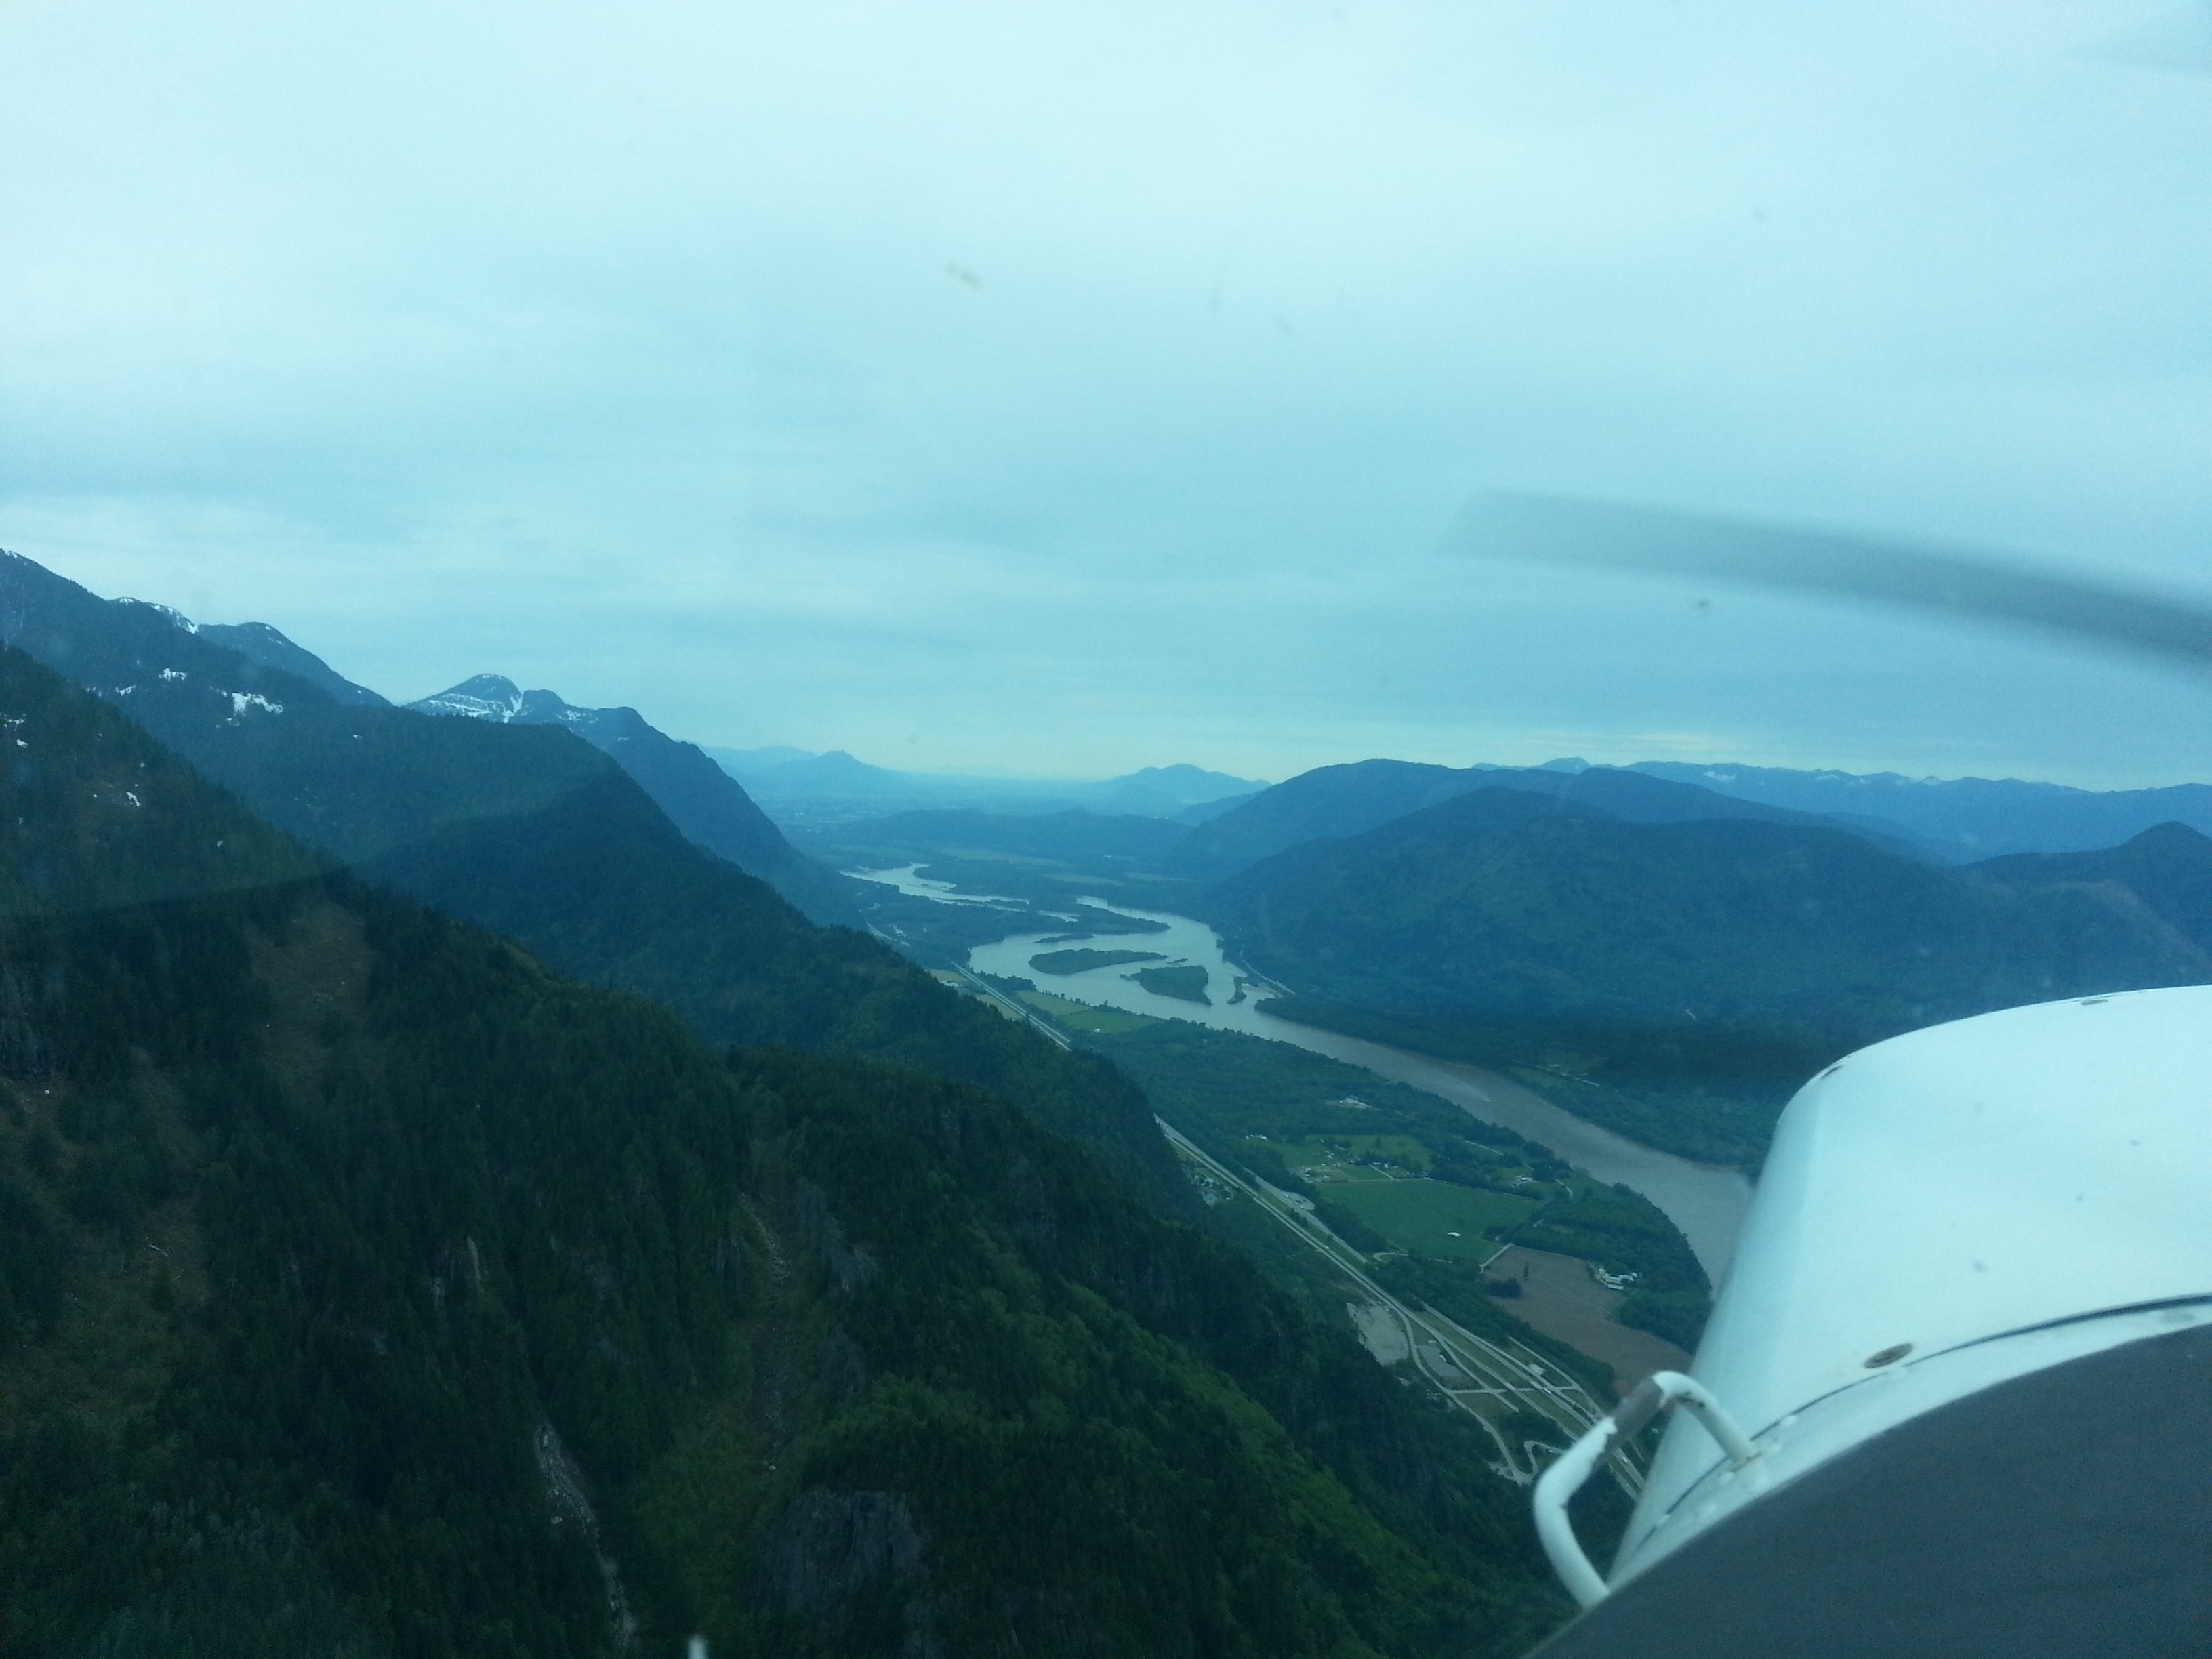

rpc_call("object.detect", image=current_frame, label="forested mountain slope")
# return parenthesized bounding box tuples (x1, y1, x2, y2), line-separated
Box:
(198, 619, 393, 706)
(0, 550, 1180, 1204)
(407, 673, 861, 926)
(1971, 822, 2212, 953)
(0, 644, 1563, 1658)
(1166, 760, 1919, 880)
(360, 759, 1189, 1210)
(1198, 790, 2211, 1164)
(0, 550, 849, 924)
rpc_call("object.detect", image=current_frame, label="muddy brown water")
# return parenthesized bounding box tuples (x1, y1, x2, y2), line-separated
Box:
(1484, 1246, 1692, 1392)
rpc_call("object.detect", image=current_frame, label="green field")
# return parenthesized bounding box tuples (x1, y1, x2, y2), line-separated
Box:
(1277, 1134, 1434, 1176)
(1324, 1179, 1540, 1263)
(1017, 990, 1162, 1034)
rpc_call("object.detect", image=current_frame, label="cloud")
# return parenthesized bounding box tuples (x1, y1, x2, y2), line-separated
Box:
(1, 0, 2205, 783)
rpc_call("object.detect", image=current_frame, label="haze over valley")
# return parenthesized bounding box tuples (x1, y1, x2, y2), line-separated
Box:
(2, 5, 2204, 1648)
(1, 498, 2207, 1656)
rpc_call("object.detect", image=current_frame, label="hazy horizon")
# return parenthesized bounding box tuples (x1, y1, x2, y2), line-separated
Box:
(36, 552, 2211, 795)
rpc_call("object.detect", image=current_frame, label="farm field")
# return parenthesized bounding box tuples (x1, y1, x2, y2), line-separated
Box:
(1277, 1134, 1436, 1176)
(1016, 989, 1161, 1034)
(1324, 1179, 1542, 1263)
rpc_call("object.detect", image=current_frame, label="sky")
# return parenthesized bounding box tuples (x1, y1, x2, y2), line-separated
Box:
(1, 0, 2207, 787)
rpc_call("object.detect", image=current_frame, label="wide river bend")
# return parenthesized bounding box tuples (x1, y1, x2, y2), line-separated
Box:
(957, 899, 1755, 1282)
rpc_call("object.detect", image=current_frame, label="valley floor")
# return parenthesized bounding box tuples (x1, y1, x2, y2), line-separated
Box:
(1481, 1247, 1692, 1385)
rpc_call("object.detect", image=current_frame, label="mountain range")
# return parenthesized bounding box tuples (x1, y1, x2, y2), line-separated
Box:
(199, 619, 392, 706)
(806, 755, 2212, 882)
(805, 754, 2212, 1166)
(1191, 787, 2212, 1162)
(718, 748, 1265, 824)
(9, 528, 2207, 1647)
(1161, 760, 1926, 882)
(0, 550, 1182, 1203)
(1625, 759, 2212, 859)
(180, 626, 859, 928)
(0, 638, 1562, 1656)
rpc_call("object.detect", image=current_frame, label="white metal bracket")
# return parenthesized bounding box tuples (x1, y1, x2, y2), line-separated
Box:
(1532, 1370, 1761, 1608)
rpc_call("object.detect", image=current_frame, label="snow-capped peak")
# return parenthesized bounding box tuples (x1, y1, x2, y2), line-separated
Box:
(408, 674, 528, 721)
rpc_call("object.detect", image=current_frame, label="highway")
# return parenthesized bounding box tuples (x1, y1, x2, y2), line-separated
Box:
(930, 951, 1641, 1492)
(1155, 1119, 1644, 1494)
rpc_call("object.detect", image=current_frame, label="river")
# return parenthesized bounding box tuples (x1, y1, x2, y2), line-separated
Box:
(964, 901, 1755, 1282)
(848, 862, 1027, 906)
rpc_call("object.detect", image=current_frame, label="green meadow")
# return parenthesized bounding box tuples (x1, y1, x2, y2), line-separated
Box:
(1017, 989, 1162, 1034)
(1275, 1134, 1435, 1176)
(1324, 1180, 1541, 1263)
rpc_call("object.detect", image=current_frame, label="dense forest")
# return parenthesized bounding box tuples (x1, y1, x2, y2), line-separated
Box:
(1199, 789, 2212, 1165)
(0, 644, 1571, 1656)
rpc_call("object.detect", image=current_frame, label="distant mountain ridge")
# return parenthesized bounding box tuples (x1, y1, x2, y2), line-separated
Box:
(1166, 759, 1924, 880)
(710, 742, 815, 773)
(1629, 760, 2212, 858)
(1153, 754, 2212, 882)
(716, 746, 1266, 823)
(824, 806, 1192, 865)
(1097, 763, 1265, 813)
(732, 747, 911, 797)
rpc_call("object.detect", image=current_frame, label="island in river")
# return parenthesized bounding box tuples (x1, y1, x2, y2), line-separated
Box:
(1030, 947, 1166, 975)
(1132, 964, 1210, 1003)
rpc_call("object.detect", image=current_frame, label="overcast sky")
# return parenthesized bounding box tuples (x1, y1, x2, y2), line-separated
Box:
(2, 0, 2207, 785)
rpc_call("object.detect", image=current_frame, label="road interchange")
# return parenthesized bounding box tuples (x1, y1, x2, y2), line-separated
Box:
(937, 954, 1645, 1493)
